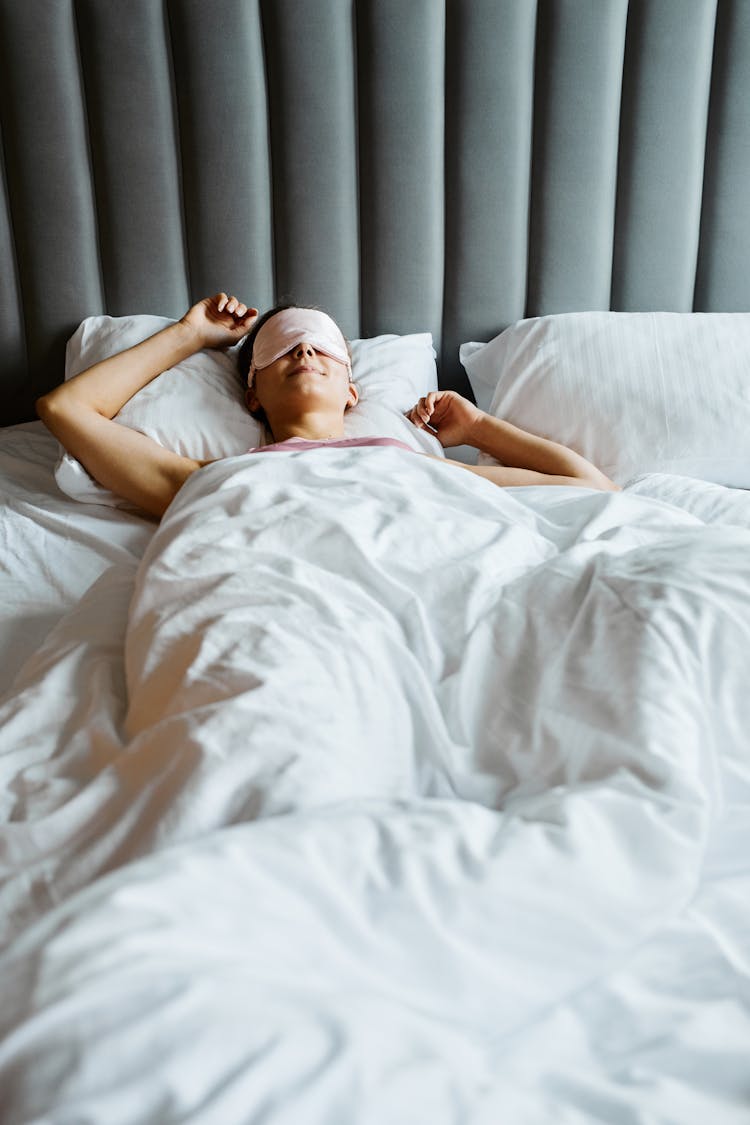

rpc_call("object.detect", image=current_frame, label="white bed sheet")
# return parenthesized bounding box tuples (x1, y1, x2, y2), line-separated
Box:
(0, 423, 154, 699)
(1, 426, 749, 1123)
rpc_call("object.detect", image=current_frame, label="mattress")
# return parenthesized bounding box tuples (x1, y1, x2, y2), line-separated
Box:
(1, 423, 749, 1122)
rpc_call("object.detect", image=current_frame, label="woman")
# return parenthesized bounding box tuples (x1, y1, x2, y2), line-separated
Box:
(37, 293, 618, 518)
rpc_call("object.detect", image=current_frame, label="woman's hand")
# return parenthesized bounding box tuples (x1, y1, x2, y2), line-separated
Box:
(181, 293, 258, 350)
(406, 390, 484, 448)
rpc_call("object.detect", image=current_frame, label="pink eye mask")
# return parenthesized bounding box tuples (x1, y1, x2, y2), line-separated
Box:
(249, 308, 351, 382)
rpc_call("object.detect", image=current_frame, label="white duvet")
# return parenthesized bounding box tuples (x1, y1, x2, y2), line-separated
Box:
(1, 443, 750, 1123)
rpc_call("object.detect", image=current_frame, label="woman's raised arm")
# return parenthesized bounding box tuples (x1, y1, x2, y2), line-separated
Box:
(36, 294, 257, 518)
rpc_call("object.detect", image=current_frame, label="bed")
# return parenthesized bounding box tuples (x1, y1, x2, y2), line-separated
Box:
(1, 2, 750, 1122)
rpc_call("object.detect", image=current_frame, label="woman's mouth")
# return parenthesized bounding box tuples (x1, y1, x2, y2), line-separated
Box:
(289, 365, 322, 376)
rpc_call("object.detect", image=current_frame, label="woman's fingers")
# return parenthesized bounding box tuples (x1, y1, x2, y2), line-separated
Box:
(418, 392, 439, 424)
(212, 293, 257, 327)
(407, 393, 441, 428)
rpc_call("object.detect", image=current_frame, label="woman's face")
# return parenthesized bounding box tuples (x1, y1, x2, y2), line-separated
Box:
(247, 336, 358, 423)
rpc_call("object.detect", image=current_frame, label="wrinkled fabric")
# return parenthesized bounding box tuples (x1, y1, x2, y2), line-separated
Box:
(1, 446, 749, 1123)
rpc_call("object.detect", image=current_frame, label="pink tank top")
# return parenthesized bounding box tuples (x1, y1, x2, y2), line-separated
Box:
(247, 436, 416, 455)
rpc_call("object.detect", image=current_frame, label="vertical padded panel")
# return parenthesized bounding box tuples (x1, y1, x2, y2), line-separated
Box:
(0, 142, 26, 421)
(0, 0, 102, 401)
(357, 0, 445, 345)
(442, 0, 536, 393)
(527, 0, 628, 315)
(76, 0, 189, 317)
(261, 0, 359, 337)
(694, 0, 750, 311)
(612, 0, 717, 310)
(168, 0, 274, 309)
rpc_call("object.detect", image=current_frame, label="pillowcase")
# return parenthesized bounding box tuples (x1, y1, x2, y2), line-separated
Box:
(460, 311, 750, 487)
(56, 314, 442, 506)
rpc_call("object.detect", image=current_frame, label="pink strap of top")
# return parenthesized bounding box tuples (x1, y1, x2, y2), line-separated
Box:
(247, 436, 416, 455)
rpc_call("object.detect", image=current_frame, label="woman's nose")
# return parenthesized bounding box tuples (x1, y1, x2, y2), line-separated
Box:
(294, 340, 315, 357)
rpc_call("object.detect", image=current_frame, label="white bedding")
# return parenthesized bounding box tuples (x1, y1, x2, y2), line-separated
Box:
(1, 427, 749, 1123)
(0, 424, 154, 698)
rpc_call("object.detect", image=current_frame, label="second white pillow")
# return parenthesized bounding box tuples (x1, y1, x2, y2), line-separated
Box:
(461, 311, 750, 487)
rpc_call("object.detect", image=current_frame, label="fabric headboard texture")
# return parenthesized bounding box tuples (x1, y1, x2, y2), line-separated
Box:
(1, 0, 749, 427)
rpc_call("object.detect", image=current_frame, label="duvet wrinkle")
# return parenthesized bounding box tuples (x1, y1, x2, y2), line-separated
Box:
(4, 449, 750, 1119)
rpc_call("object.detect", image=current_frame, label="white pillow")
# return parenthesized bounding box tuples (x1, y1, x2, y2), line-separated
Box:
(460, 311, 750, 487)
(56, 315, 442, 506)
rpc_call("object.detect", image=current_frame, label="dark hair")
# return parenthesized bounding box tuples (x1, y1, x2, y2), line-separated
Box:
(236, 303, 354, 436)
(236, 303, 296, 432)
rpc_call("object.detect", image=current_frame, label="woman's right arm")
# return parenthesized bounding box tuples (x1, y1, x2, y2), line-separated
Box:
(36, 294, 256, 518)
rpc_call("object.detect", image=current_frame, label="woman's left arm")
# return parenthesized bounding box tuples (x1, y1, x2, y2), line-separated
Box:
(407, 391, 620, 491)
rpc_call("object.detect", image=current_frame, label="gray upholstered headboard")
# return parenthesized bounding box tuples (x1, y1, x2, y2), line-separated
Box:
(1, 0, 749, 428)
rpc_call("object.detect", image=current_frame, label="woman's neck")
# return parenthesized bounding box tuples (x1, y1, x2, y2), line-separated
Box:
(267, 411, 347, 443)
